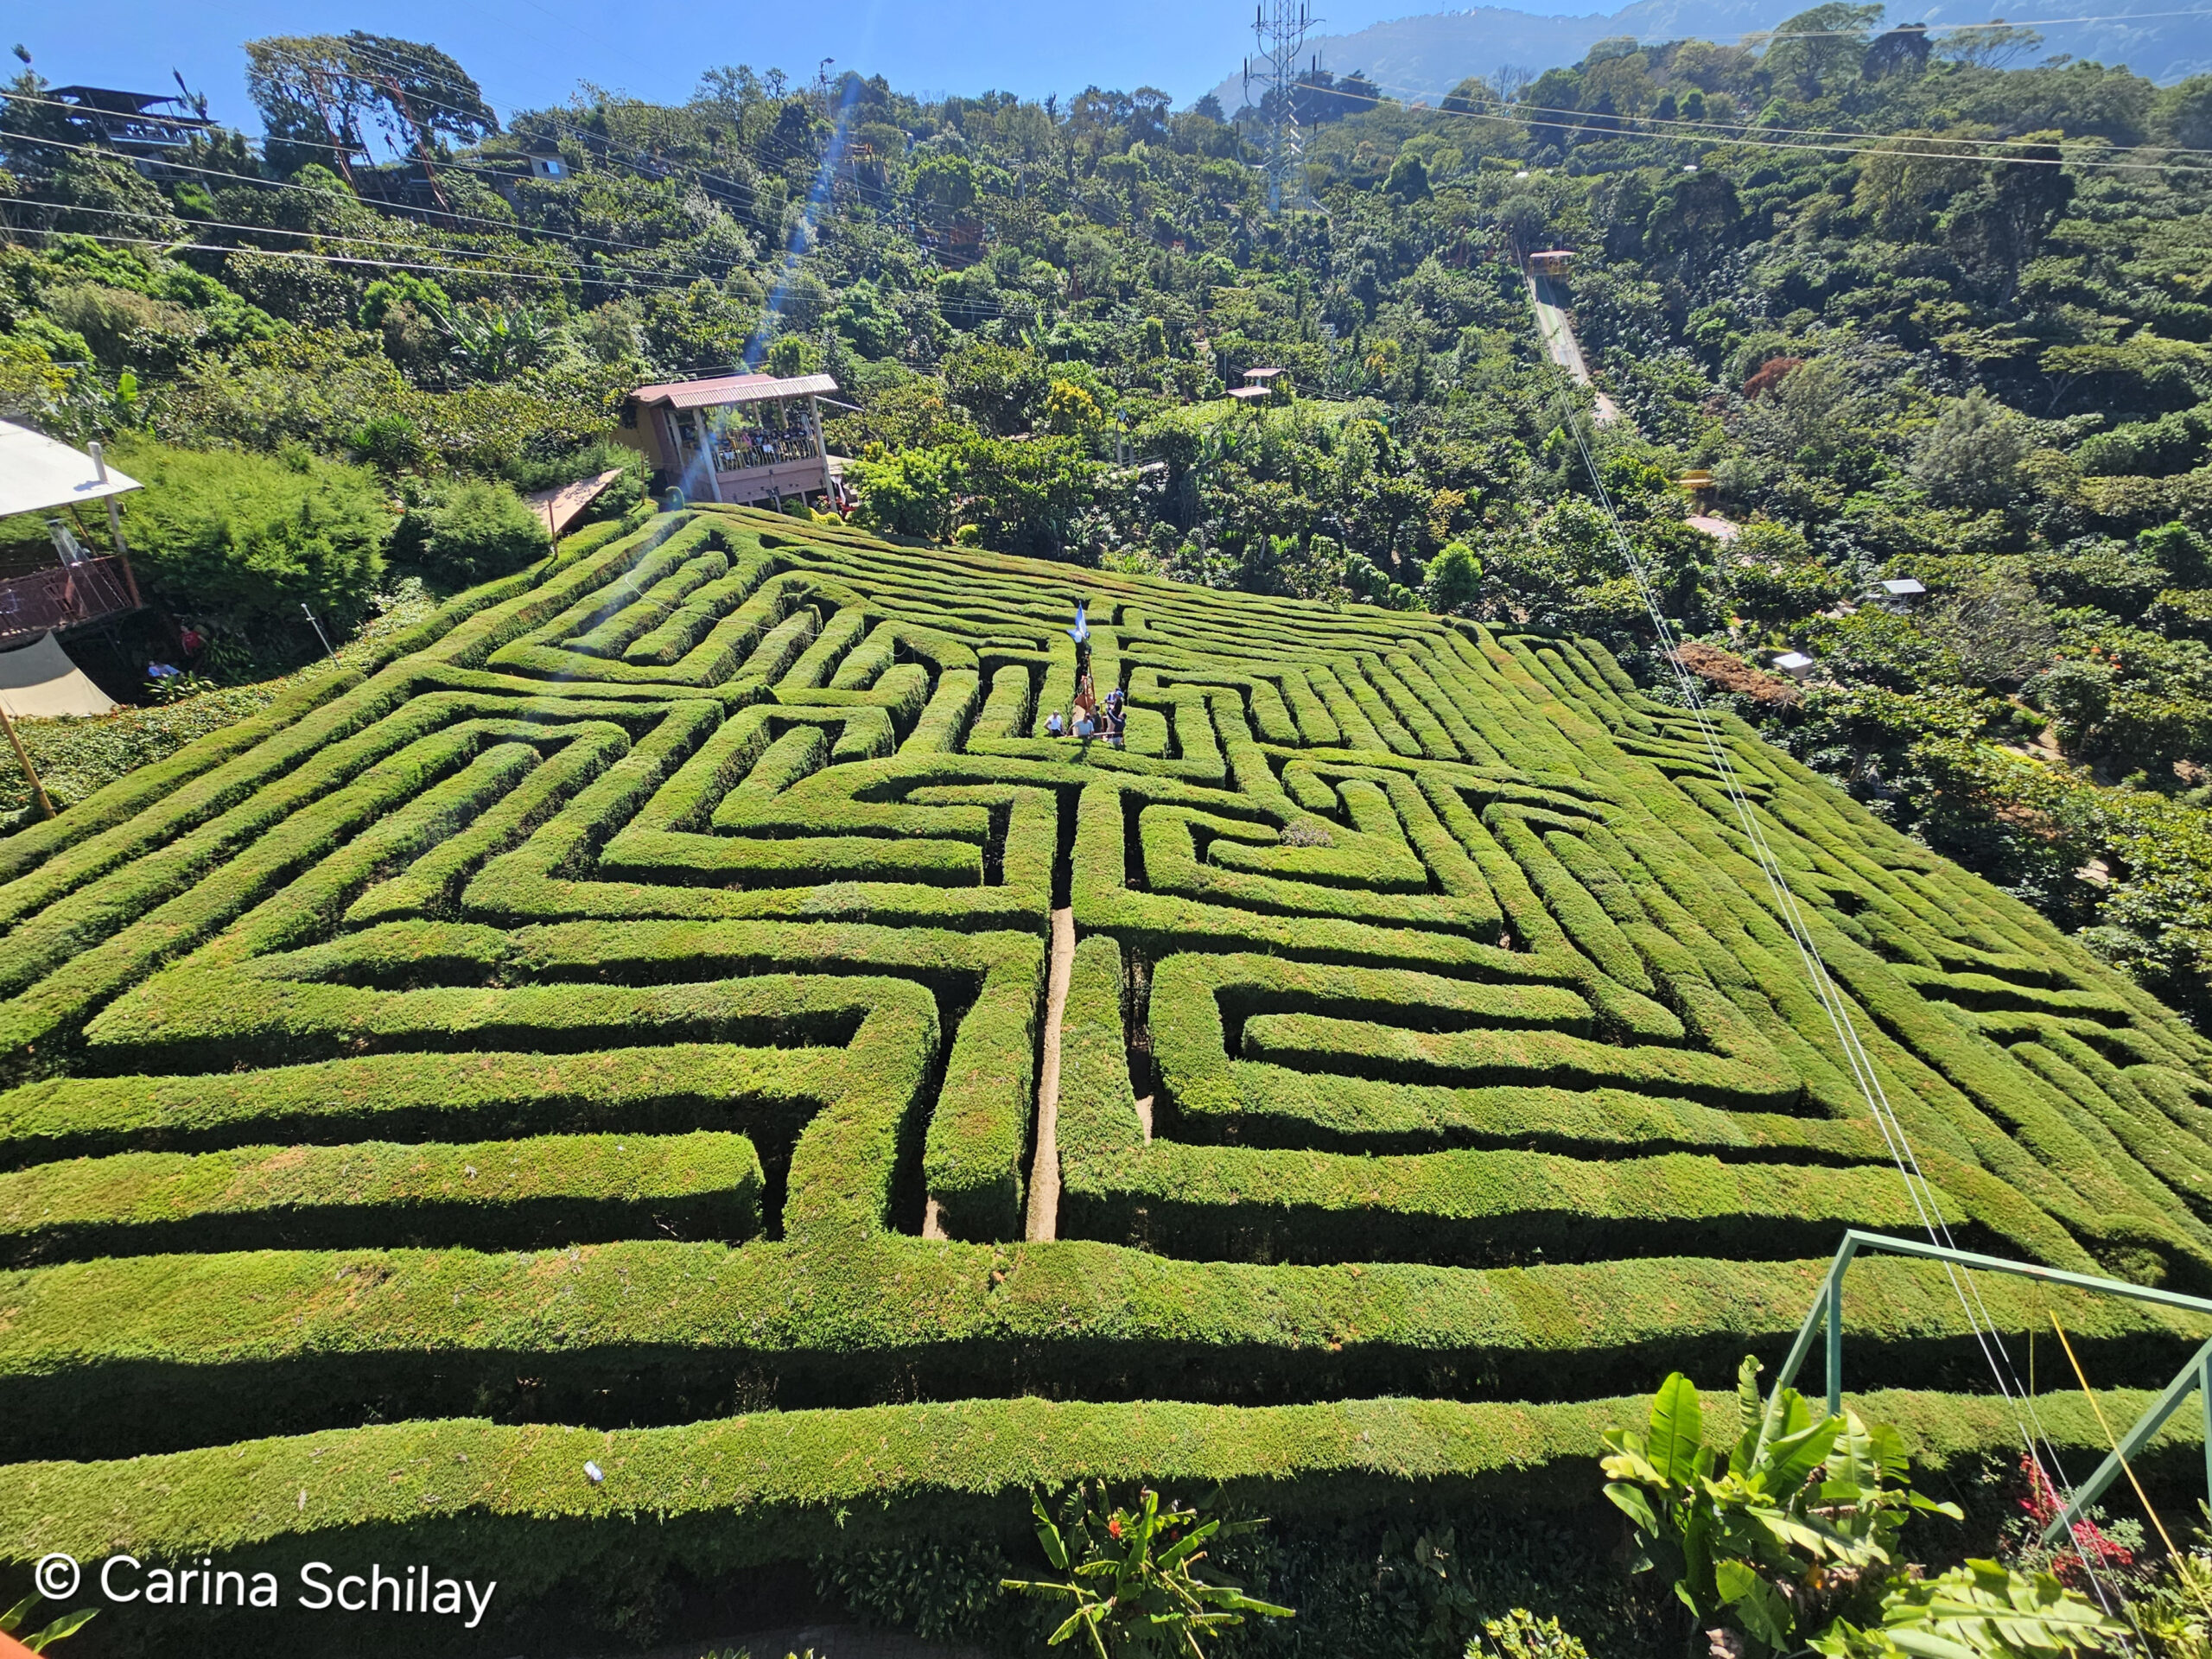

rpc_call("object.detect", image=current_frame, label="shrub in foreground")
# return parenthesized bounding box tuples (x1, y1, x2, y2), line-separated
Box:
(111, 439, 390, 636)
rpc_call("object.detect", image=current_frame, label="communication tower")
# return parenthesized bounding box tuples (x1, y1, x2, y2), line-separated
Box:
(1243, 0, 1319, 213)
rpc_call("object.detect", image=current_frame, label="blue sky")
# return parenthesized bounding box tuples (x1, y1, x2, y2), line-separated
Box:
(10, 0, 1567, 128)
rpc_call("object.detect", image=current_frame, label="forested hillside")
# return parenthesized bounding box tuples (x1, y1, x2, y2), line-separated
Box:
(3, 15, 2212, 1025)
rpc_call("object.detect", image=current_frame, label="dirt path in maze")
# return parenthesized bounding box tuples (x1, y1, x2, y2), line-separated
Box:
(1024, 905, 1076, 1241)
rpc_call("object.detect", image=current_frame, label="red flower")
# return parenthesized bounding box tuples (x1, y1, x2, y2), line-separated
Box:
(2017, 1458, 2133, 1587)
(1108, 1516, 1122, 1540)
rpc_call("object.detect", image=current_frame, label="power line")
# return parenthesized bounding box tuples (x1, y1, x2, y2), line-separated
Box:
(7, 194, 759, 297)
(1477, 87, 2212, 166)
(0, 121, 695, 260)
(6, 78, 897, 264)
(6, 98, 925, 319)
(3, 195, 1042, 336)
(0, 222, 752, 300)
(329, 36, 878, 218)
(1743, 9, 2212, 40)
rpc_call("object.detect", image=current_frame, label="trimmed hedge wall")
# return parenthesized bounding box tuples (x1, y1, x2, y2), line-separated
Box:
(3, 1384, 2198, 1610)
(0, 1130, 762, 1265)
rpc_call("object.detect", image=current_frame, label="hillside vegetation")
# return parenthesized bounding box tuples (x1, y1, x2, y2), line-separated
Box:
(6, 16, 2212, 1030)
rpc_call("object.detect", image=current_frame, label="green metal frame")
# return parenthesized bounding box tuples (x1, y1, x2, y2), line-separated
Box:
(1773, 1230, 2212, 1546)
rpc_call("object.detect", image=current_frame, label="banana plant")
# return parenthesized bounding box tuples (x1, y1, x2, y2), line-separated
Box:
(1001, 1482, 1293, 1658)
(1602, 1357, 1963, 1653)
(0, 1593, 96, 1653)
(418, 293, 552, 380)
(1810, 1560, 2126, 1657)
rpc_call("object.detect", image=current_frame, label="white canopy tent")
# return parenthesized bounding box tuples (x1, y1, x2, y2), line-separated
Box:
(0, 419, 141, 518)
(0, 421, 146, 818)
(0, 420, 143, 642)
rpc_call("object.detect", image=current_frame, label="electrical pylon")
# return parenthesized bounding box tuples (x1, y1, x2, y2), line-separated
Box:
(1243, 0, 1319, 213)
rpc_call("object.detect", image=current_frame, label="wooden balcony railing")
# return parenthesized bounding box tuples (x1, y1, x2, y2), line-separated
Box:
(0, 558, 138, 645)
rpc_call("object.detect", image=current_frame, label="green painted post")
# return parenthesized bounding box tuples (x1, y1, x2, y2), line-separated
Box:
(1826, 1271, 1844, 1419)
(2043, 1335, 2212, 1547)
(2202, 1346, 2212, 1522)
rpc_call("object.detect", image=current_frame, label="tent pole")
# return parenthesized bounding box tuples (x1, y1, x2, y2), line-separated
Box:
(86, 443, 143, 608)
(0, 702, 54, 820)
(104, 498, 142, 608)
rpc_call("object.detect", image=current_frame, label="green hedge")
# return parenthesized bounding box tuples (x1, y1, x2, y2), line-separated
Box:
(2, 1237, 2206, 1461)
(0, 1045, 830, 1168)
(3, 1384, 2196, 1636)
(0, 1130, 761, 1266)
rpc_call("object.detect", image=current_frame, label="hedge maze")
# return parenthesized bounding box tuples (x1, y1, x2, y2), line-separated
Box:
(5, 505, 2212, 1620)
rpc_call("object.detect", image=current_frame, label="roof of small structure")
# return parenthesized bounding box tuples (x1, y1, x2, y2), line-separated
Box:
(628, 372, 839, 410)
(0, 422, 141, 519)
(1880, 577, 1927, 596)
(1226, 386, 1272, 401)
(524, 468, 627, 537)
(1243, 367, 1285, 380)
(49, 86, 195, 113)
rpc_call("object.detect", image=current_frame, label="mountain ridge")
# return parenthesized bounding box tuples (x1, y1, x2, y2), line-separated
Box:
(1205, 0, 2212, 108)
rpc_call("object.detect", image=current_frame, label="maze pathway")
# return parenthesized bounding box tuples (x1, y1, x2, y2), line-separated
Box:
(3, 506, 2210, 1606)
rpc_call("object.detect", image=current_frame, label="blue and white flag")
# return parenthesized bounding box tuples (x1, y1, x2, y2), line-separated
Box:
(1068, 601, 1090, 645)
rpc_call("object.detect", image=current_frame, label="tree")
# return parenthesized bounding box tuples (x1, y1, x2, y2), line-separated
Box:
(1921, 570, 2056, 687)
(1757, 3, 1884, 99)
(1862, 23, 1931, 79)
(955, 435, 1102, 561)
(1043, 378, 1106, 438)
(245, 32, 495, 202)
(1492, 194, 1550, 252)
(912, 150, 977, 218)
(1424, 540, 1483, 613)
(766, 334, 825, 377)
(1936, 21, 2046, 68)
(828, 279, 903, 359)
(1383, 151, 1431, 202)
(1942, 140, 2073, 297)
(849, 444, 957, 541)
(2161, 74, 2212, 149)
(112, 439, 391, 642)
(943, 340, 1046, 436)
(1911, 390, 2030, 508)
(1643, 171, 1743, 264)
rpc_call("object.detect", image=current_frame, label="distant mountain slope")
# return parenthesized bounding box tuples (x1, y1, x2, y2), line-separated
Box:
(1206, 1, 2212, 108)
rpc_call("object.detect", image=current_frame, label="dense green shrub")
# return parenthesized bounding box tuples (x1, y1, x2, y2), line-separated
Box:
(111, 439, 390, 635)
(401, 478, 552, 582)
(812, 1535, 1018, 1645)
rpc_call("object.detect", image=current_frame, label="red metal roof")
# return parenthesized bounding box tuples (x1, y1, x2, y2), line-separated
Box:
(627, 372, 838, 410)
